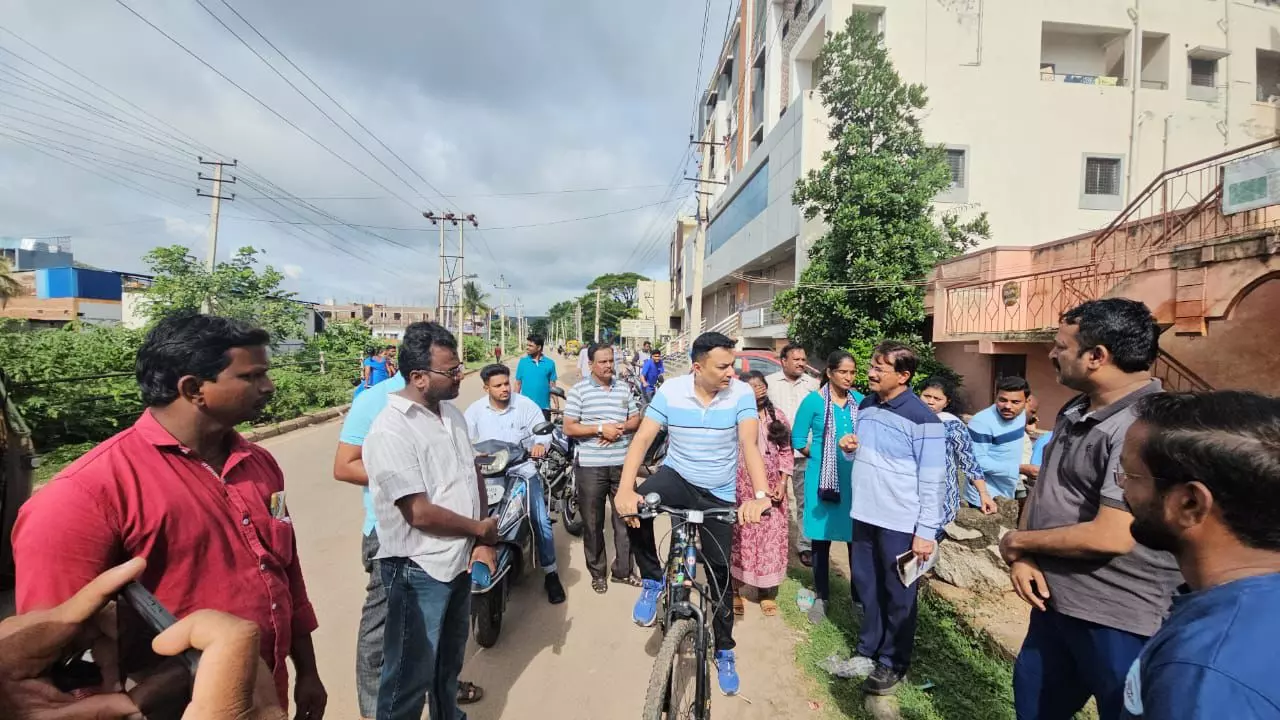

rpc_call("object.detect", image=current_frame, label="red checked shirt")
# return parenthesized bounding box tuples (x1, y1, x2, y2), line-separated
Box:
(12, 410, 317, 704)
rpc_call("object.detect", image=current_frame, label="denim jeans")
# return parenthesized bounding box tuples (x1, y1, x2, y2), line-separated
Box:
(377, 559, 471, 720)
(514, 460, 557, 572)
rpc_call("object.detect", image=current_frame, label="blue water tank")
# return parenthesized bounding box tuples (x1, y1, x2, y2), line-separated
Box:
(35, 267, 123, 301)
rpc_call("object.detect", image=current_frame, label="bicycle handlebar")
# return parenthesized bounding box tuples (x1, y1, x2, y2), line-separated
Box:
(620, 493, 770, 524)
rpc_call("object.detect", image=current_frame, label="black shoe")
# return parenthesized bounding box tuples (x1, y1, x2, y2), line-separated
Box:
(545, 572, 566, 604)
(862, 664, 904, 696)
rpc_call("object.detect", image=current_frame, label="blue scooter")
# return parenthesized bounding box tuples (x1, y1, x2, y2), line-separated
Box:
(469, 421, 554, 648)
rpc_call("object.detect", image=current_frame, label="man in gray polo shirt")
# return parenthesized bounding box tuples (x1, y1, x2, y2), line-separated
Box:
(998, 299, 1181, 720)
(563, 342, 642, 594)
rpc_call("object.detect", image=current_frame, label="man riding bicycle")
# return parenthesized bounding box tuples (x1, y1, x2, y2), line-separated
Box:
(616, 331, 772, 696)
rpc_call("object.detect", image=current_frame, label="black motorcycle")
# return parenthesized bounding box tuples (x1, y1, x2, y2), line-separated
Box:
(538, 395, 583, 536)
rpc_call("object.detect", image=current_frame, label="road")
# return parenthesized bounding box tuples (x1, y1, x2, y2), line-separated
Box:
(264, 355, 814, 719)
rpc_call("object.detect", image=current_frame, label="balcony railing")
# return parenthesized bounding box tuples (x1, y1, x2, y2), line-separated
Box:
(944, 265, 1129, 337)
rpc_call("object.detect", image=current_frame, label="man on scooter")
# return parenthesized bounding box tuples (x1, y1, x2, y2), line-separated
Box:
(464, 363, 567, 604)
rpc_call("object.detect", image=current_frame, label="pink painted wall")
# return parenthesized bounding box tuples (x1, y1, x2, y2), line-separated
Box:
(1162, 277, 1280, 395)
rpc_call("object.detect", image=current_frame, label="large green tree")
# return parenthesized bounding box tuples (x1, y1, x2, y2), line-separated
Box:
(587, 272, 649, 309)
(461, 280, 489, 337)
(773, 14, 988, 360)
(139, 245, 304, 344)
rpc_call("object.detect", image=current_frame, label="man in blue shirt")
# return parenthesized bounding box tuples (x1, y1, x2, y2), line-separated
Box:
(464, 364, 565, 604)
(514, 333, 558, 421)
(639, 348, 665, 394)
(847, 341, 947, 695)
(615, 332, 773, 697)
(967, 375, 1030, 505)
(1118, 390, 1280, 719)
(332, 326, 483, 717)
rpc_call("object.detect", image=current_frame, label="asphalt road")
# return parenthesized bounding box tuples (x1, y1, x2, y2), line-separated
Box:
(262, 356, 813, 719)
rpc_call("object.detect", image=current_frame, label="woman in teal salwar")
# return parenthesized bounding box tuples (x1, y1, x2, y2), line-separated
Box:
(791, 350, 863, 624)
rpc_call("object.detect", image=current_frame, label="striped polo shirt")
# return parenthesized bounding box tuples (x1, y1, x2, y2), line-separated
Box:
(645, 374, 756, 501)
(850, 389, 948, 540)
(565, 376, 640, 467)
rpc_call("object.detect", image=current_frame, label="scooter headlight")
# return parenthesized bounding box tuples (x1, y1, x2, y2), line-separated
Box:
(498, 480, 528, 533)
(478, 449, 510, 476)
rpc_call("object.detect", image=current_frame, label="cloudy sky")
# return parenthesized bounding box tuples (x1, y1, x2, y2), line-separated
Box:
(0, 0, 730, 313)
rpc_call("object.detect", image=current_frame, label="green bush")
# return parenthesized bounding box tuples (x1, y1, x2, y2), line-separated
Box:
(462, 335, 490, 363)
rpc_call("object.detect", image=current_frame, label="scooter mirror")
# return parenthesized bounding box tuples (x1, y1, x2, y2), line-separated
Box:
(532, 421, 555, 435)
(549, 386, 566, 399)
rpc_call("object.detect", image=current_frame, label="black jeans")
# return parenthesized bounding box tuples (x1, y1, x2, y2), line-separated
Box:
(811, 539, 856, 603)
(576, 463, 635, 581)
(627, 466, 736, 651)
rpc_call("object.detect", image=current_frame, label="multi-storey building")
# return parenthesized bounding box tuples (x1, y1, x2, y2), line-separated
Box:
(675, 0, 1280, 350)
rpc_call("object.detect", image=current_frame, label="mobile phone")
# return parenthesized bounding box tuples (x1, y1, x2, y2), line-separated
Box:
(116, 582, 199, 720)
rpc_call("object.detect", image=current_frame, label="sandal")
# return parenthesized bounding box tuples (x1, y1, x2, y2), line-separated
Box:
(591, 577, 609, 594)
(760, 599, 780, 617)
(733, 595, 746, 617)
(457, 681, 484, 705)
(611, 573, 643, 588)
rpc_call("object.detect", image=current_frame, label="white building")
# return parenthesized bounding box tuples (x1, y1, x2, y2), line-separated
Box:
(678, 0, 1280, 349)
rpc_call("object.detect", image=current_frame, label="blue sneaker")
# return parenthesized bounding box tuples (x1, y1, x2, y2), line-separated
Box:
(632, 578, 662, 626)
(715, 649, 740, 695)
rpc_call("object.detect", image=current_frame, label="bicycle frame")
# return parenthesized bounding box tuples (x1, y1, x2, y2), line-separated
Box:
(660, 518, 713, 718)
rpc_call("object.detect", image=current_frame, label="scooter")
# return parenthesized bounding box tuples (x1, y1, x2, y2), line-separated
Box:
(470, 421, 554, 648)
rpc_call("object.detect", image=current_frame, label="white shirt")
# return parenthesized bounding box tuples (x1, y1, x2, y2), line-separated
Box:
(578, 347, 591, 378)
(464, 393, 550, 451)
(365, 393, 480, 582)
(766, 370, 820, 458)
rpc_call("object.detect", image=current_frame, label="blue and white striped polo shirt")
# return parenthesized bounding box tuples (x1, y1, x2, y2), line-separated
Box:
(565, 376, 640, 467)
(645, 374, 756, 501)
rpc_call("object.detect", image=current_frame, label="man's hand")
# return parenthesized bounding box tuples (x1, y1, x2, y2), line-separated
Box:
(911, 536, 936, 563)
(471, 545, 498, 574)
(0, 558, 145, 720)
(1019, 464, 1040, 480)
(153, 610, 286, 720)
(475, 517, 500, 545)
(600, 425, 623, 443)
(530, 444, 548, 459)
(1009, 558, 1051, 611)
(616, 488, 643, 528)
(998, 529, 1023, 564)
(293, 670, 327, 720)
(980, 493, 999, 515)
(738, 498, 772, 525)
(837, 434, 858, 454)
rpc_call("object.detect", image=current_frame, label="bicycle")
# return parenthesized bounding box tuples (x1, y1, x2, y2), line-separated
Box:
(626, 492, 742, 720)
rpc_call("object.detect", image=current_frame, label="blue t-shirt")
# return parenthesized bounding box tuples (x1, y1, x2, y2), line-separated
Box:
(515, 354, 558, 409)
(644, 374, 756, 501)
(339, 373, 406, 535)
(1122, 573, 1280, 719)
(966, 405, 1026, 504)
(365, 356, 391, 386)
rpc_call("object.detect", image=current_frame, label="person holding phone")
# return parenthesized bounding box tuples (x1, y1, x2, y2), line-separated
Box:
(12, 313, 326, 717)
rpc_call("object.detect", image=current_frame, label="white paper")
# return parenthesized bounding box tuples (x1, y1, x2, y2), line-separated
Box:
(896, 548, 939, 587)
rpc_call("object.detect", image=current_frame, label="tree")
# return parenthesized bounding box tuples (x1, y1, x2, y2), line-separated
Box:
(0, 256, 22, 308)
(587, 272, 649, 309)
(529, 318, 549, 338)
(139, 245, 305, 344)
(461, 280, 489, 337)
(772, 14, 987, 361)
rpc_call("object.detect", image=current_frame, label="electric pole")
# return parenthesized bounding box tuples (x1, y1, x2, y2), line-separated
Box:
(197, 158, 236, 313)
(515, 299, 524, 344)
(689, 177, 707, 341)
(575, 302, 583, 343)
(423, 211, 477, 337)
(495, 275, 511, 354)
(594, 287, 602, 343)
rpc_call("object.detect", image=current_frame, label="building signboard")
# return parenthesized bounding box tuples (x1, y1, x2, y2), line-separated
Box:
(1223, 148, 1280, 215)
(620, 318, 656, 339)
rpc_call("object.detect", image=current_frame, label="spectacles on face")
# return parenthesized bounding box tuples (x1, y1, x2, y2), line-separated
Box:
(424, 364, 466, 379)
(1113, 469, 1163, 489)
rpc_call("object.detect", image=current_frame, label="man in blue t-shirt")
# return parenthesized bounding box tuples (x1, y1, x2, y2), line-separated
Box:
(615, 331, 773, 697)
(967, 375, 1030, 505)
(514, 333, 558, 421)
(332, 325, 482, 717)
(1119, 391, 1280, 719)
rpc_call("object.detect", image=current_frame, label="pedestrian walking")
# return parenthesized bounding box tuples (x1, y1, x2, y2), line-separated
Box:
(998, 299, 1181, 720)
(730, 371, 793, 617)
(1118, 391, 1280, 719)
(514, 333, 558, 421)
(364, 323, 499, 720)
(968, 375, 1031, 505)
(919, 375, 998, 515)
(765, 344, 820, 567)
(562, 342, 642, 594)
(12, 312, 327, 715)
(847, 341, 947, 695)
(791, 350, 863, 624)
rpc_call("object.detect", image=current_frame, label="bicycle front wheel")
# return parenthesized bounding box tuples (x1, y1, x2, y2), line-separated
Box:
(642, 618, 707, 720)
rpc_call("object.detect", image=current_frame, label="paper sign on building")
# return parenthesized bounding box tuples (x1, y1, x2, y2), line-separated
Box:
(1223, 148, 1280, 215)
(619, 319, 656, 339)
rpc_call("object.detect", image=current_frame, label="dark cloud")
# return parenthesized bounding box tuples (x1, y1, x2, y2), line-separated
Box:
(0, 0, 726, 311)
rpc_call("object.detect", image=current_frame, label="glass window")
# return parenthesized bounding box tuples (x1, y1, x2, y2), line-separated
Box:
(706, 161, 770, 256)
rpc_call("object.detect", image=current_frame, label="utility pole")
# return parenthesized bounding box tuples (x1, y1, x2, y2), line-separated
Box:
(689, 177, 707, 341)
(495, 275, 511, 354)
(423, 211, 477, 336)
(594, 287, 602, 343)
(515, 299, 524, 344)
(197, 157, 236, 313)
(575, 302, 583, 342)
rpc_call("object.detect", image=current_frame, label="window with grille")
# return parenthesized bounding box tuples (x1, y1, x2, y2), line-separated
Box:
(1189, 58, 1216, 88)
(946, 149, 966, 188)
(1084, 157, 1121, 196)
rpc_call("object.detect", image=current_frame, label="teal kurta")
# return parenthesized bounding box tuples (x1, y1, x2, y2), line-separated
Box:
(791, 389, 863, 543)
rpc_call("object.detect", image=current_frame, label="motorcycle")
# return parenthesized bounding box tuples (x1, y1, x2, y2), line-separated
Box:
(540, 387, 584, 536)
(470, 420, 555, 648)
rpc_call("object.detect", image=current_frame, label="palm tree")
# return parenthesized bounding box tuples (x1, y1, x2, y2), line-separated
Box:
(0, 257, 23, 308)
(461, 280, 489, 337)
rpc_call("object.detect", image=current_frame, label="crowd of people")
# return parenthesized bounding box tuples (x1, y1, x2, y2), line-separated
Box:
(3, 296, 1280, 720)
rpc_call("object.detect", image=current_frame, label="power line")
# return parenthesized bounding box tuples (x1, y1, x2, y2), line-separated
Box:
(689, 0, 713, 139)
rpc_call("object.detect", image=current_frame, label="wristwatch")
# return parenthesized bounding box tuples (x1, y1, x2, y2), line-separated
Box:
(597, 424, 604, 437)
(754, 490, 768, 501)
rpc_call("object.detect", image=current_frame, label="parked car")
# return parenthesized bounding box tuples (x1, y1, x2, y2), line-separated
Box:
(734, 350, 820, 379)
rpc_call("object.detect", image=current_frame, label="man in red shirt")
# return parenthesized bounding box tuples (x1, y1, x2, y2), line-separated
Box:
(12, 312, 326, 717)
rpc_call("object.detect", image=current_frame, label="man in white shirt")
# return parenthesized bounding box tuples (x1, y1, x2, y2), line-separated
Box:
(766, 344, 821, 566)
(578, 344, 591, 380)
(365, 323, 499, 720)
(464, 363, 565, 604)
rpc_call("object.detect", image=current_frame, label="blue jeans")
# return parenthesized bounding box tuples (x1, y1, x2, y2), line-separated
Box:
(1013, 608, 1148, 720)
(377, 559, 471, 720)
(515, 461, 557, 572)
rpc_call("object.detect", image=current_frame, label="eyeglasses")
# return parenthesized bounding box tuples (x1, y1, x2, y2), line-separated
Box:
(423, 364, 466, 379)
(1113, 469, 1163, 488)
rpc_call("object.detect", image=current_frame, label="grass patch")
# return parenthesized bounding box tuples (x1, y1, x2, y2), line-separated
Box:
(779, 567, 1015, 719)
